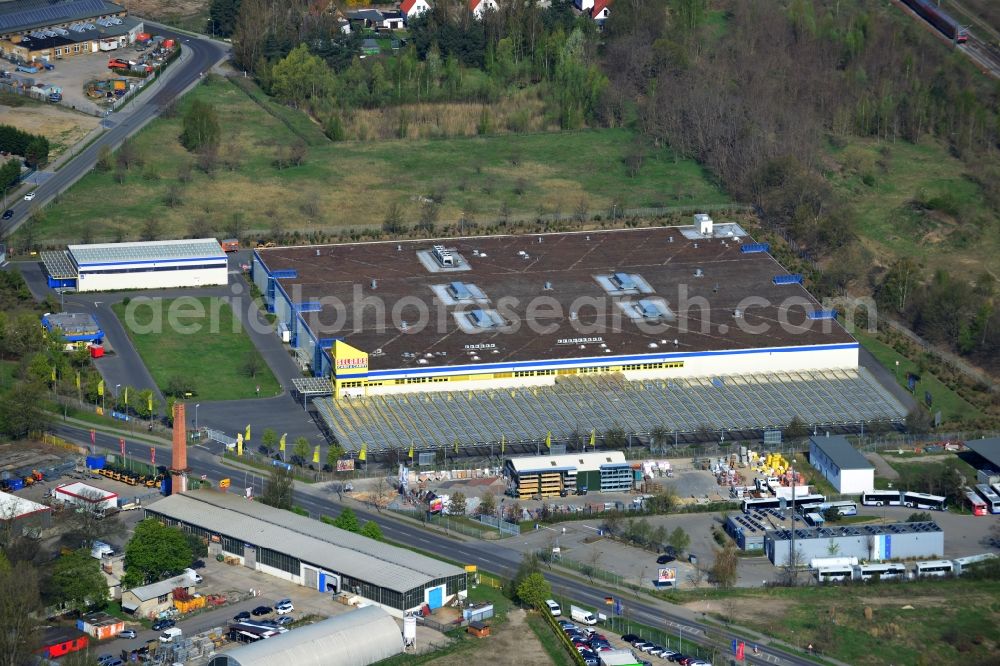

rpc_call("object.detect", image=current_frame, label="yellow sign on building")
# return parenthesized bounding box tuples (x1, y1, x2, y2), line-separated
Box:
(333, 340, 369, 376)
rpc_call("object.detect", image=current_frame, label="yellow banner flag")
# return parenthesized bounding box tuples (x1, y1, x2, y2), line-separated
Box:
(147, 394, 153, 413)
(75, 372, 81, 390)
(589, 429, 596, 448)
(51, 366, 56, 382)
(408, 443, 414, 459)
(279, 433, 286, 452)
(123, 386, 128, 405)
(545, 431, 551, 449)
(453, 440, 459, 454)
(501, 434, 505, 454)
(359, 445, 367, 462)
(245, 424, 251, 442)
(313, 445, 320, 464)
(97, 380, 104, 397)
(236, 432, 243, 457)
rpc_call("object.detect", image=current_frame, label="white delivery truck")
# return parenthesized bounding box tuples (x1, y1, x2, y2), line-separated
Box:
(570, 605, 597, 625)
(159, 627, 182, 643)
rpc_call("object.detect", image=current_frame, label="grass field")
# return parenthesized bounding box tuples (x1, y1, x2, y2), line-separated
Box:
(853, 328, 982, 424)
(111, 297, 279, 401)
(27, 75, 729, 245)
(826, 137, 1000, 277)
(693, 578, 1000, 666)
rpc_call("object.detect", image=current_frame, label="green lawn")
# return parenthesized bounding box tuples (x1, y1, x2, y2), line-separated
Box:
(25, 75, 730, 245)
(525, 612, 575, 666)
(111, 297, 279, 401)
(853, 328, 981, 424)
(827, 137, 1000, 277)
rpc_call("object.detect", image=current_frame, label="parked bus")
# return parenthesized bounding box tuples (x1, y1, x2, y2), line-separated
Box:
(966, 491, 988, 517)
(973, 484, 1000, 514)
(952, 553, 998, 575)
(854, 563, 907, 582)
(820, 500, 858, 516)
(816, 567, 853, 583)
(741, 493, 826, 514)
(913, 560, 954, 578)
(861, 490, 903, 507)
(902, 491, 947, 511)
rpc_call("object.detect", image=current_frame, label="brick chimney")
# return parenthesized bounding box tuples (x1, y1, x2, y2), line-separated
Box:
(170, 402, 188, 494)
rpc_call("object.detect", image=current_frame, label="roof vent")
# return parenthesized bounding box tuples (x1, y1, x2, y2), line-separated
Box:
(401, 320, 409, 330)
(371, 279, 377, 289)
(397, 244, 402, 251)
(316, 249, 320, 256)
(694, 268, 703, 277)
(471, 355, 480, 361)
(569, 311, 578, 321)
(586, 235, 590, 241)
(479, 251, 487, 257)
(734, 309, 743, 318)
(537, 237, 543, 243)
(417, 358, 428, 364)
(425, 353, 434, 358)
(693, 242, 699, 249)
(543, 281, 552, 290)
(673, 339, 679, 346)
(668, 236, 674, 243)
(648, 342, 658, 349)
(472, 249, 480, 256)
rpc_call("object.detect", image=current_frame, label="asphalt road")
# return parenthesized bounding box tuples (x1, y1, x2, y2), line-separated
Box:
(0, 26, 228, 237)
(52, 422, 818, 666)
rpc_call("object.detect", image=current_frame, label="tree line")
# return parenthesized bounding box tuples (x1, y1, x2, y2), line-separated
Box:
(601, 0, 999, 370)
(0, 123, 49, 167)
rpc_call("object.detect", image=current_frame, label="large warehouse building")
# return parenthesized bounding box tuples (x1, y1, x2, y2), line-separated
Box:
(41, 239, 229, 292)
(765, 521, 943, 567)
(145, 491, 467, 617)
(208, 606, 404, 666)
(254, 224, 858, 396)
(253, 223, 907, 453)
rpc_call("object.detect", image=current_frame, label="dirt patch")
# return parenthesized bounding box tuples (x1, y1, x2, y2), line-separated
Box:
(426, 608, 551, 666)
(0, 103, 98, 159)
(127, 0, 208, 25)
(685, 597, 798, 626)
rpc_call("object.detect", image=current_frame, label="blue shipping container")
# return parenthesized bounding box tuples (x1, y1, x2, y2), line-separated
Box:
(85, 455, 106, 469)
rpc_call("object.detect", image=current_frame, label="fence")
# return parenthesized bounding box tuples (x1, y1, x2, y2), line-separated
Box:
(387, 505, 500, 539)
(475, 513, 521, 536)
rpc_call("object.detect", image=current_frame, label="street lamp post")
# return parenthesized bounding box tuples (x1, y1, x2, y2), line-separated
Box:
(195, 403, 200, 431)
(115, 384, 120, 413)
(790, 457, 798, 582)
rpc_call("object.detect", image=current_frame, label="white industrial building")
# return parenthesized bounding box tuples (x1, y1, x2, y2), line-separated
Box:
(0, 490, 52, 530)
(207, 606, 404, 666)
(53, 481, 118, 512)
(766, 522, 943, 567)
(41, 239, 228, 292)
(808, 435, 875, 494)
(145, 491, 467, 618)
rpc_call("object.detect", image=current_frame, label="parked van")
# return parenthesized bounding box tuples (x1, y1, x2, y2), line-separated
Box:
(159, 627, 183, 643)
(544, 599, 561, 616)
(570, 605, 596, 625)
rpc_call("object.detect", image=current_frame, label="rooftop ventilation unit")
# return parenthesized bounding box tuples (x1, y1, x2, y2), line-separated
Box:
(370, 279, 377, 289)
(773, 274, 804, 285)
(110, 17, 123, 24)
(432, 244, 454, 267)
(637, 299, 662, 319)
(693, 268, 703, 277)
(694, 212, 713, 235)
(543, 281, 552, 291)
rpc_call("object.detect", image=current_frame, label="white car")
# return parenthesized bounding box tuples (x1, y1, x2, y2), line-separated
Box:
(23, 191, 35, 200)
(275, 602, 294, 615)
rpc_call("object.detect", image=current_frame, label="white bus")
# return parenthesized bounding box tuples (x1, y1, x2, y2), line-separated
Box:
(973, 484, 1000, 514)
(854, 563, 907, 582)
(952, 553, 998, 575)
(902, 491, 947, 511)
(741, 493, 826, 514)
(913, 560, 954, 578)
(820, 500, 858, 516)
(861, 490, 902, 507)
(816, 567, 854, 583)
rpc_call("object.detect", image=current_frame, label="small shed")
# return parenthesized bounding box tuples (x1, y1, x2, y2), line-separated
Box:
(121, 574, 194, 618)
(467, 620, 490, 638)
(39, 627, 89, 659)
(462, 602, 494, 623)
(362, 38, 380, 55)
(77, 612, 124, 640)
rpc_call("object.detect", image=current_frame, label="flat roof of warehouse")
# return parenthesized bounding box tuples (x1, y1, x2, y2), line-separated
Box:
(147, 491, 464, 593)
(0, 0, 124, 34)
(767, 521, 942, 542)
(68, 238, 226, 266)
(256, 227, 856, 372)
(809, 435, 874, 471)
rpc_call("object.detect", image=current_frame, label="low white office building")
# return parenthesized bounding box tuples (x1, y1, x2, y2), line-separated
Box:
(808, 434, 875, 494)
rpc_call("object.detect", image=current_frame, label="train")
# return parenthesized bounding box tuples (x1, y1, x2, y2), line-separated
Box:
(899, 0, 968, 44)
